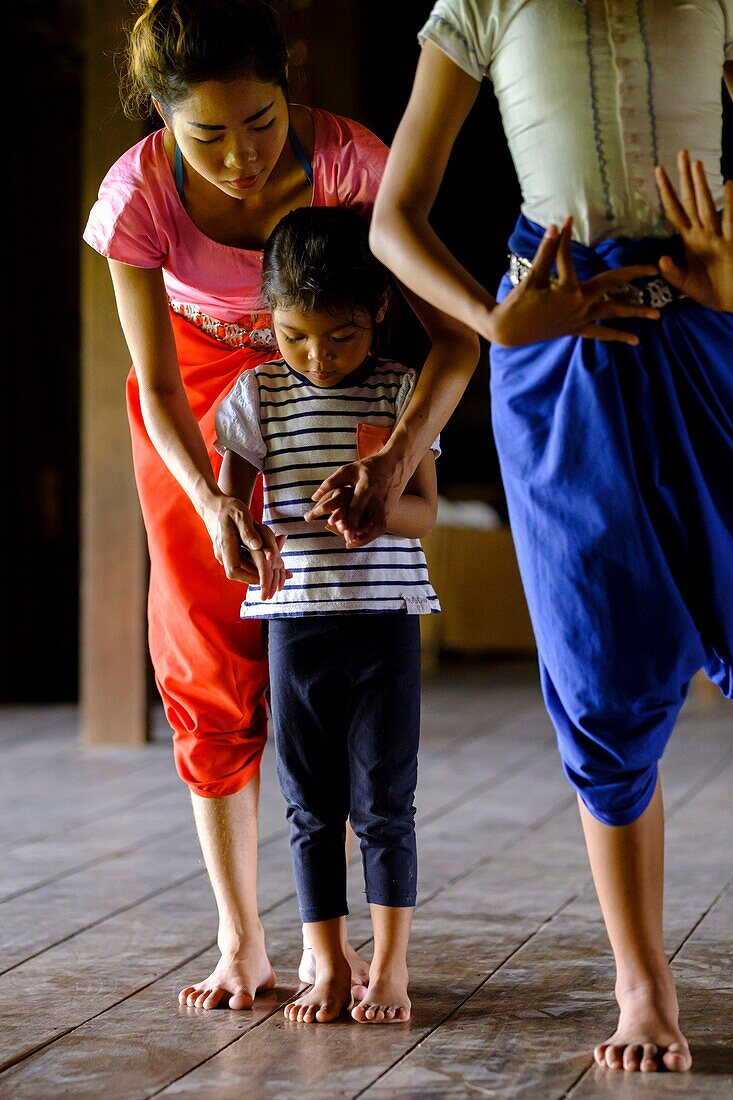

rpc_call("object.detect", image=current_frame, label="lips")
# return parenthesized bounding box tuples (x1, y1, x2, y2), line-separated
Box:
(227, 173, 260, 189)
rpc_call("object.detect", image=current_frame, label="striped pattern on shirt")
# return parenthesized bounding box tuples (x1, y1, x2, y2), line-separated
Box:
(215, 358, 440, 619)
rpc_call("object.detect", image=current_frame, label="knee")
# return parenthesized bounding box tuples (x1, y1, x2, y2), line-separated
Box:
(349, 803, 416, 846)
(173, 726, 265, 798)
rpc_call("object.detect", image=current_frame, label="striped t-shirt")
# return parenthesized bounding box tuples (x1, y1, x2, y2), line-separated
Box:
(215, 357, 441, 619)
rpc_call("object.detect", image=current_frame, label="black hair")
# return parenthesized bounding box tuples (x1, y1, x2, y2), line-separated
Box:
(261, 207, 391, 329)
(121, 0, 288, 118)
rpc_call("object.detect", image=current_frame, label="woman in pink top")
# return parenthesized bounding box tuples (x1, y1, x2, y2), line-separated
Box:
(84, 0, 480, 1010)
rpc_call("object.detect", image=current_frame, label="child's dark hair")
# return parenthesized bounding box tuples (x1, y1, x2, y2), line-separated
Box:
(121, 0, 288, 118)
(262, 207, 391, 327)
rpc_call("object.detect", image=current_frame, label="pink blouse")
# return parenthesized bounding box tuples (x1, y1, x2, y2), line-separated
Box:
(83, 108, 388, 323)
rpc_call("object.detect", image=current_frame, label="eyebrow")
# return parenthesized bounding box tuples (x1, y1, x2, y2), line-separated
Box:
(279, 322, 355, 335)
(187, 101, 275, 131)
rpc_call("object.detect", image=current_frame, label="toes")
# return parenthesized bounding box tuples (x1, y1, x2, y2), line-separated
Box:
(228, 988, 255, 1010)
(201, 986, 226, 1010)
(193, 989, 211, 1009)
(641, 1043, 659, 1072)
(662, 1043, 692, 1072)
(605, 1044, 625, 1069)
(594, 1043, 609, 1067)
(351, 1003, 367, 1023)
(178, 985, 197, 1006)
(623, 1044, 643, 1072)
(395, 1006, 410, 1021)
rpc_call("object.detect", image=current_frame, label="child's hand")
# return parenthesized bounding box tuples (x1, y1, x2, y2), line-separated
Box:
(243, 528, 292, 599)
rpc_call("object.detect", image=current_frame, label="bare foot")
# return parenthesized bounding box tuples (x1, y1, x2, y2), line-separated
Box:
(351, 967, 411, 1024)
(594, 979, 692, 1072)
(298, 940, 370, 995)
(178, 935, 276, 1010)
(284, 964, 352, 1023)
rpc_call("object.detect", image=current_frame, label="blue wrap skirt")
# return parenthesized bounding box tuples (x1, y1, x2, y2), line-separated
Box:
(490, 215, 733, 825)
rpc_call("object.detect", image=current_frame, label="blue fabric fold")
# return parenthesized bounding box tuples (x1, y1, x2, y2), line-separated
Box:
(490, 214, 733, 825)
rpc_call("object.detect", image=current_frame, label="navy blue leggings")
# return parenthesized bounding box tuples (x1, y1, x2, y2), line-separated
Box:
(268, 614, 421, 923)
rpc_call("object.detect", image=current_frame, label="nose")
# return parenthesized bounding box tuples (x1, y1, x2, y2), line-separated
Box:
(223, 137, 257, 170)
(308, 341, 334, 363)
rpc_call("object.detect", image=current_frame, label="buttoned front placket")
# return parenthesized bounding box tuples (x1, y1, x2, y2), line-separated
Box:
(582, 1, 664, 234)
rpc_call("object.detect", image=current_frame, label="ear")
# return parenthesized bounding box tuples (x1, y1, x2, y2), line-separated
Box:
(375, 289, 391, 324)
(151, 98, 169, 128)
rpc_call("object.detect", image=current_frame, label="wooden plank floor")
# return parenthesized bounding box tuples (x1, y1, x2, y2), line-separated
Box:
(0, 663, 730, 1099)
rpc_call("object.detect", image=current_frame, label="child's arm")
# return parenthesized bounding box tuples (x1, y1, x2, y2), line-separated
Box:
(307, 450, 438, 541)
(218, 450, 290, 600)
(384, 448, 438, 539)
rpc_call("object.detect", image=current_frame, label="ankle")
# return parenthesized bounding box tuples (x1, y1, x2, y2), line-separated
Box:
(368, 958, 409, 983)
(615, 965, 677, 1004)
(312, 953, 350, 980)
(217, 919, 266, 955)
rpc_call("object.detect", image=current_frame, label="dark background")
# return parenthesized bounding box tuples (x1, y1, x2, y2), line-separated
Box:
(3, 0, 731, 701)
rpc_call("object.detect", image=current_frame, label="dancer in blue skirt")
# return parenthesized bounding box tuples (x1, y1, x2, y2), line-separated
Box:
(321, 0, 733, 1075)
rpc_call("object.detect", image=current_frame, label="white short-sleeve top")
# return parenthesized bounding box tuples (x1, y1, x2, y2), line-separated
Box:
(420, 0, 733, 244)
(215, 358, 441, 619)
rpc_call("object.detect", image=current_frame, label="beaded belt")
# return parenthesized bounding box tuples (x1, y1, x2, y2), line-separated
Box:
(169, 298, 278, 350)
(507, 253, 684, 309)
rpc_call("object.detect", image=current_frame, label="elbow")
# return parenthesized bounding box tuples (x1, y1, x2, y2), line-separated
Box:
(415, 504, 439, 540)
(369, 211, 391, 265)
(428, 318, 481, 362)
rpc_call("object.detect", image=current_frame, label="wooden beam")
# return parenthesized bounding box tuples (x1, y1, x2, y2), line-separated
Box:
(79, 0, 148, 745)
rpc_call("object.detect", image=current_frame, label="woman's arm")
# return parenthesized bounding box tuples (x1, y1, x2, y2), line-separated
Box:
(107, 260, 280, 581)
(384, 449, 438, 539)
(371, 41, 661, 349)
(305, 447, 438, 540)
(218, 450, 289, 599)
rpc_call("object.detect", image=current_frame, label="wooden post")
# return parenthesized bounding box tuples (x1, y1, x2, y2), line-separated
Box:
(79, 0, 149, 745)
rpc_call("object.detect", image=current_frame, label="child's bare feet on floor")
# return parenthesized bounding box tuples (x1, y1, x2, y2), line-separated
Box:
(284, 965, 352, 1023)
(298, 940, 370, 994)
(594, 980, 691, 1072)
(351, 967, 411, 1023)
(178, 942, 276, 1010)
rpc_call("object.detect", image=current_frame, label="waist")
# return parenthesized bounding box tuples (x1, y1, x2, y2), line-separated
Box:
(508, 214, 687, 280)
(168, 298, 278, 351)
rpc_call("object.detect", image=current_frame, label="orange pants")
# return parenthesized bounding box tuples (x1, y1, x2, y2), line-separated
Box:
(126, 313, 272, 798)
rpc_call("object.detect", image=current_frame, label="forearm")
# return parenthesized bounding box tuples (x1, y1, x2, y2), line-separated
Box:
(138, 386, 223, 517)
(386, 493, 437, 539)
(383, 328, 480, 488)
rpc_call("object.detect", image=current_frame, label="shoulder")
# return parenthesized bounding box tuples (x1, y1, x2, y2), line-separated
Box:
(94, 130, 167, 207)
(253, 358, 289, 380)
(418, 0, 497, 81)
(83, 130, 171, 263)
(310, 107, 387, 156)
(371, 359, 413, 385)
(310, 107, 389, 207)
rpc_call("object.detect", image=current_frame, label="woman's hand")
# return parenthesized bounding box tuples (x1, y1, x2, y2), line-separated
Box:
(485, 220, 661, 348)
(304, 487, 353, 539)
(203, 494, 290, 595)
(655, 150, 733, 312)
(309, 450, 408, 547)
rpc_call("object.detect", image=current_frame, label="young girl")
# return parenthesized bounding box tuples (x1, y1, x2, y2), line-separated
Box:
(215, 206, 440, 1024)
